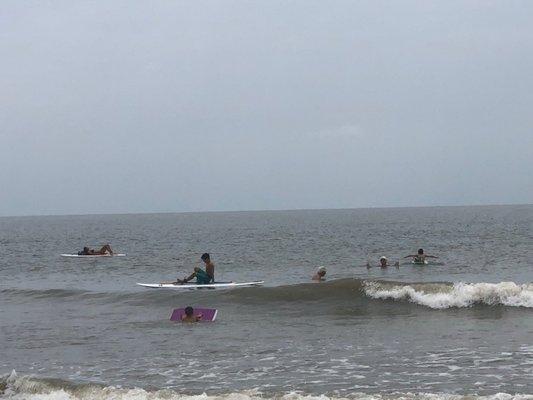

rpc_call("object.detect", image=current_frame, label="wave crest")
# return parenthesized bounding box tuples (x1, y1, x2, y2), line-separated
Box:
(2, 279, 532, 310)
(1, 373, 532, 400)
(363, 281, 533, 309)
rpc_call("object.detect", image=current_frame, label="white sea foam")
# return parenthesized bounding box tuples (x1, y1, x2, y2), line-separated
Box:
(2, 373, 533, 400)
(363, 281, 533, 309)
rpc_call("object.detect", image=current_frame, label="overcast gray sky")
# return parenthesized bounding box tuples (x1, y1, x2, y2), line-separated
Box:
(1, 1, 532, 216)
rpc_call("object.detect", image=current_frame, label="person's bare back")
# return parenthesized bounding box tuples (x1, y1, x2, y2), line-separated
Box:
(201, 253, 215, 282)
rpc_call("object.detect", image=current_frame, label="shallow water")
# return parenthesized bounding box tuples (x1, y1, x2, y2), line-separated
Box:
(1, 205, 532, 398)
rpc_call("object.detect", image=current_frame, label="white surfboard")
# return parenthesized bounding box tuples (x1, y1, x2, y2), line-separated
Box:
(61, 253, 126, 258)
(136, 281, 264, 290)
(411, 260, 429, 265)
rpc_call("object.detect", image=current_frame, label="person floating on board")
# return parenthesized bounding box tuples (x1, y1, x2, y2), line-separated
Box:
(312, 266, 327, 281)
(177, 253, 215, 284)
(367, 256, 399, 268)
(404, 248, 438, 264)
(78, 244, 114, 256)
(181, 306, 202, 323)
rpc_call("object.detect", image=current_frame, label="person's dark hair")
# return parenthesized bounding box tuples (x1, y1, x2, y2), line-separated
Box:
(84, 247, 89, 251)
(201, 253, 210, 261)
(185, 306, 194, 316)
(418, 248, 424, 255)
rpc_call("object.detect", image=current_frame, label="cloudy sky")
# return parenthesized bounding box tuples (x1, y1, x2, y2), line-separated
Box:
(1, 1, 532, 216)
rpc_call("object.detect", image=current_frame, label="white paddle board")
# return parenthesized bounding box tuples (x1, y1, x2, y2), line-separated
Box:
(61, 253, 126, 258)
(137, 281, 264, 290)
(411, 260, 429, 265)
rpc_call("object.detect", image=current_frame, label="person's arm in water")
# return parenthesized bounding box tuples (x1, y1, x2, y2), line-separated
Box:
(425, 255, 438, 259)
(404, 255, 417, 258)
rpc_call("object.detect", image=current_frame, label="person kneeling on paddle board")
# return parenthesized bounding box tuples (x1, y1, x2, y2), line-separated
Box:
(176, 253, 215, 285)
(78, 244, 114, 256)
(181, 306, 202, 323)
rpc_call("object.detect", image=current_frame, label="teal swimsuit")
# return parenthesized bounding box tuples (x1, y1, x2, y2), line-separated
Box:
(195, 269, 213, 284)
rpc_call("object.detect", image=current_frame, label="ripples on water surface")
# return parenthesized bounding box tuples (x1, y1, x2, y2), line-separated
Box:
(1, 205, 532, 397)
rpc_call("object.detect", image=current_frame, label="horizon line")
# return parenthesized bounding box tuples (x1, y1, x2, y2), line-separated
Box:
(1, 201, 531, 219)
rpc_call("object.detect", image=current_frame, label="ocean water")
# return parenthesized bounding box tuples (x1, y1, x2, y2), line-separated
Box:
(1, 205, 532, 400)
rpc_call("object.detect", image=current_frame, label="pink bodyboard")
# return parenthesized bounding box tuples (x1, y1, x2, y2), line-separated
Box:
(170, 308, 217, 322)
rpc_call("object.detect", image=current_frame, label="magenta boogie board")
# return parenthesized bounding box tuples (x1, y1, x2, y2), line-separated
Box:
(170, 308, 217, 322)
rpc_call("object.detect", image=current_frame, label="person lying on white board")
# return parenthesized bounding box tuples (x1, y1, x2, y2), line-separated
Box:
(404, 248, 438, 263)
(78, 244, 114, 256)
(164, 253, 215, 285)
(312, 266, 327, 281)
(367, 256, 399, 268)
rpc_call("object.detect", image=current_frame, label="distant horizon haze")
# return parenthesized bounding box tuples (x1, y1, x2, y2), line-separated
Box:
(1, 201, 532, 219)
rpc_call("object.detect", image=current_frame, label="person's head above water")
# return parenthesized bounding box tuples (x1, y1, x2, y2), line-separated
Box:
(184, 306, 194, 317)
(380, 256, 388, 266)
(83, 247, 90, 252)
(418, 249, 424, 255)
(201, 253, 210, 262)
(317, 266, 326, 276)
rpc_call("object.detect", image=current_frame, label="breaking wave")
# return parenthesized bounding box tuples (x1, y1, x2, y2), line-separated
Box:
(363, 281, 533, 309)
(1, 372, 532, 400)
(2, 279, 532, 309)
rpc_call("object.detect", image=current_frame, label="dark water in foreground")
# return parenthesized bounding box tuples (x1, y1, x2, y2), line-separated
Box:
(1, 205, 532, 400)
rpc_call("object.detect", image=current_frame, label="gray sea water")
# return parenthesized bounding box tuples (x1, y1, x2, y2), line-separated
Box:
(1, 205, 532, 400)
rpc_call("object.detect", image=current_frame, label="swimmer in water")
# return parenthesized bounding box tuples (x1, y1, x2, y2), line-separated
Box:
(404, 248, 438, 263)
(181, 306, 202, 323)
(312, 266, 327, 281)
(367, 256, 399, 268)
